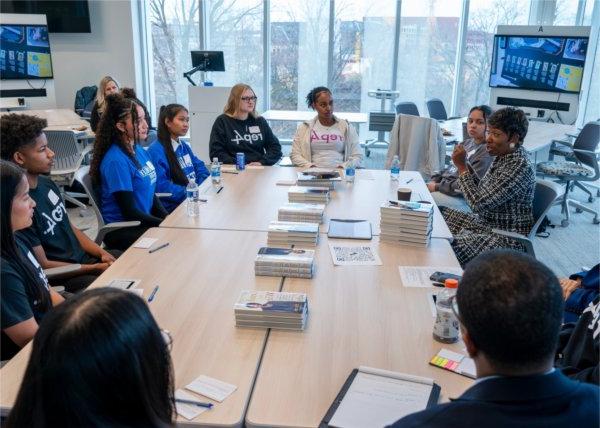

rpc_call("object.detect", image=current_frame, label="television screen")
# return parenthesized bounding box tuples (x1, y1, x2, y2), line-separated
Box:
(489, 35, 589, 94)
(0, 25, 54, 79)
(0, 1, 91, 33)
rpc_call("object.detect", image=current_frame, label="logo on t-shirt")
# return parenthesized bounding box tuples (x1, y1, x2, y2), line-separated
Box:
(41, 189, 67, 237)
(178, 154, 193, 169)
(584, 300, 600, 339)
(26, 250, 49, 290)
(310, 130, 345, 144)
(140, 160, 157, 184)
(232, 129, 263, 145)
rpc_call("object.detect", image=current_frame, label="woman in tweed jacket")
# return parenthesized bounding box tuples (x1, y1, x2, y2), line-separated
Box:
(441, 108, 535, 266)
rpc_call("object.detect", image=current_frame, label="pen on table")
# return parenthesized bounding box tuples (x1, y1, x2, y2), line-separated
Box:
(216, 186, 224, 194)
(175, 398, 213, 409)
(404, 178, 413, 184)
(148, 286, 159, 302)
(149, 242, 170, 253)
(222, 170, 238, 174)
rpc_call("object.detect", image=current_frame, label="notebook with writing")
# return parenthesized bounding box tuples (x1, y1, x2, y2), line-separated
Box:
(320, 366, 440, 428)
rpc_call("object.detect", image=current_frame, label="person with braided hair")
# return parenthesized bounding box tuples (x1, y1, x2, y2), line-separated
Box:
(90, 93, 167, 251)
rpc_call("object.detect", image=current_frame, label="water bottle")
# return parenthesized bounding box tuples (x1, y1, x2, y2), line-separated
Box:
(210, 157, 221, 185)
(433, 279, 459, 343)
(186, 180, 200, 217)
(390, 155, 400, 181)
(345, 160, 356, 183)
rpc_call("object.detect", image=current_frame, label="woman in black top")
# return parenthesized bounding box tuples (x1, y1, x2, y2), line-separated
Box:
(209, 83, 282, 165)
(6, 288, 175, 427)
(0, 160, 63, 361)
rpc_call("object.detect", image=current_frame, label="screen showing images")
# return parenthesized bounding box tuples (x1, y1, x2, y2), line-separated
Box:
(0, 24, 53, 79)
(489, 35, 588, 94)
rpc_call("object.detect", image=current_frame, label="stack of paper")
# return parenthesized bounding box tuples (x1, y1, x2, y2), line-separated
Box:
(296, 169, 341, 189)
(234, 290, 309, 330)
(278, 202, 325, 223)
(267, 221, 319, 247)
(254, 247, 315, 278)
(380, 201, 433, 247)
(288, 186, 330, 203)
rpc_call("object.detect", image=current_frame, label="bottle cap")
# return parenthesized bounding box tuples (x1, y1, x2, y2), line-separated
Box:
(445, 278, 458, 288)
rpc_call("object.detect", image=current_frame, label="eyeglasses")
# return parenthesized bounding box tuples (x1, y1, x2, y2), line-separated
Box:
(241, 96, 257, 102)
(160, 329, 173, 352)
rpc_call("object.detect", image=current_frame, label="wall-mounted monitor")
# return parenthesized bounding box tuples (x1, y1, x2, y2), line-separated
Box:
(0, 1, 91, 33)
(489, 35, 589, 94)
(0, 24, 54, 80)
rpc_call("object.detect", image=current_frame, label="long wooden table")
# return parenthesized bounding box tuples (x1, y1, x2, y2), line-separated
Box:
(160, 168, 452, 240)
(0, 228, 282, 427)
(246, 236, 471, 427)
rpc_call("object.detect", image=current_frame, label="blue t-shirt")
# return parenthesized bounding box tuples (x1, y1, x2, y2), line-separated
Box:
(147, 139, 209, 212)
(100, 144, 157, 223)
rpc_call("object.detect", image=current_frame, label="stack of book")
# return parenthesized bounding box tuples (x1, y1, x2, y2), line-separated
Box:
(297, 170, 341, 189)
(288, 186, 330, 203)
(267, 221, 319, 247)
(380, 201, 433, 247)
(234, 290, 308, 330)
(254, 247, 315, 278)
(278, 203, 325, 223)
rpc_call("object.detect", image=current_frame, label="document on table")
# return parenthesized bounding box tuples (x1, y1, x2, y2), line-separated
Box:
(329, 244, 382, 266)
(327, 366, 439, 428)
(133, 237, 158, 249)
(175, 389, 210, 420)
(186, 375, 237, 402)
(430, 348, 476, 379)
(398, 266, 463, 288)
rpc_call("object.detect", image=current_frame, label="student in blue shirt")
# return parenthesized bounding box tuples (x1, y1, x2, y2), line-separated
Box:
(147, 104, 209, 212)
(89, 93, 167, 251)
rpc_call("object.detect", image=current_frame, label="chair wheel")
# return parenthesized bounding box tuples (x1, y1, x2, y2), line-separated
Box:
(365, 150, 371, 157)
(576, 208, 583, 213)
(596, 190, 600, 197)
(561, 219, 569, 227)
(588, 197, 594, 203)
(594, 218, 600, 225)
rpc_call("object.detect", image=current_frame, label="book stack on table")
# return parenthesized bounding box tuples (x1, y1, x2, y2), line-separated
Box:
(278, 203, 325, 223)
(288, 186, 330, 203)
(380, 201, 433, 247)
(254, 247, 315, 278)
(234, 290, 309, 330)
(267, 221, 319, 247)
(296, 170, 341, 189)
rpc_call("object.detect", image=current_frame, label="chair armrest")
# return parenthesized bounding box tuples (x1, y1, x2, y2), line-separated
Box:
(447, 116, 462, 120)
(492, 229, 535, 257)
(572, 148, 599, 156)
(155, 193, 172, 198)
(551, 139, 573, 148)
(565, 133, 579, 139)
(44, 264, 82, 279)
(95, 221, 141, 245)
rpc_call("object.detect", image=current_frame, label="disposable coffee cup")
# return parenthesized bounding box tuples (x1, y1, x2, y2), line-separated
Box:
(397, 187, 412, 201)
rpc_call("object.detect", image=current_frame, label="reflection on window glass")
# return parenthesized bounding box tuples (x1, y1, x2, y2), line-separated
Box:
(583, 32, 599, 123)
(395, 0, 461, 117)
(459, 0, 530, 115)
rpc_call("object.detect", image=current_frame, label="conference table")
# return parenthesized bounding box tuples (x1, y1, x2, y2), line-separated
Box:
(0, 166, 470, 427)
(160, 167, 453, 240)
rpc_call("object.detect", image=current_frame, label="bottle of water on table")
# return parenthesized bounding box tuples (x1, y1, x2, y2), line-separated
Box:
(345, 160, 356, 183)
(390, 155, 400, 181)
(186, 180, 200, 217)
(433, 278, 459, 343)
(210, 157, 221, 185)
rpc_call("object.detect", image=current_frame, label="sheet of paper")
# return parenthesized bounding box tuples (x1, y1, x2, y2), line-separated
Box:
(329, 244, 382, 266)
(329, 371, 433, 428)
(133, 237, 158, 249)
(458, 356, 476, 378)
(106, 279, 140, 290)
(186, 375, 237, 403)
(276, 179, 297, 186)
(398, 266, 463, 288)
(175, 389, 210, 421)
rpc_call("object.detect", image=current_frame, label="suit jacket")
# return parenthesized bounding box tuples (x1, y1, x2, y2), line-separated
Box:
(388, 371, 599, 428)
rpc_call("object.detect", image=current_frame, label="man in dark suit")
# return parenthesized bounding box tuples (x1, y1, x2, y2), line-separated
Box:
(390, 249, 599, 428)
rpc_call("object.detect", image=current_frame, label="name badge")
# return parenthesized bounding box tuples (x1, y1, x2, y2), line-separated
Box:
(47, 189, 60, 205)
(467, 149, 476, 159)
(183, 154, 192, 166)
(248, 126, 260, 133)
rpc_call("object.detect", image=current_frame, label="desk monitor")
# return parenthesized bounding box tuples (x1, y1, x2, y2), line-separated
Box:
(191, 51, 225, 72)
(489, 35, 588, 94)
(0, 24, 54, 79)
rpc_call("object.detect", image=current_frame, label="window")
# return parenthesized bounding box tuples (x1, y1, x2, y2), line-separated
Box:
(553, 0, 579, 25)
(458, 0, 530, 114)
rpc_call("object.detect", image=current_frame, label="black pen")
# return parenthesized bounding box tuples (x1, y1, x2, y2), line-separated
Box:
(216, 186, 224, 194)
(148, 286, 159, 302)
(405, 178, 413, 184)
(175, 398, 213, 409)
(149, 242, 170, 253)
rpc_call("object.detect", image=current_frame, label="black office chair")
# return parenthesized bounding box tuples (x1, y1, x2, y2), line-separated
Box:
(426, 98, 448, 121)
(395, 102, 420, 117)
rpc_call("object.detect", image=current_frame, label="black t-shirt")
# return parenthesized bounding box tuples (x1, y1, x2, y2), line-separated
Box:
(209, 114, 282, 165)
(20, 176, 86, 264)
(1, 237, 51, 360)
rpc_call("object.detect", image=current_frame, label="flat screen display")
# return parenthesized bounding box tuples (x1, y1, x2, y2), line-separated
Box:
(489, 35, 588, 94)
(0, 24, 53, 79)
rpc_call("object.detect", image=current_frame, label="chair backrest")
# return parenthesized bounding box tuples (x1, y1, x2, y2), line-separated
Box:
(368, 112, 396, 132)
(395, 102, 420, 117)
(74, 165, 106, 229)
(74, 85, 97, 116)
(45, 130, 84, 174)
(426, 98, 447, 121)
(573, 121, 600, 169)
(528, 180, 560, 240)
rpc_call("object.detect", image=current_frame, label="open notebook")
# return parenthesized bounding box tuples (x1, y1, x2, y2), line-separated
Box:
(320, 366, 440, 428)
(327, 219, 372, 240)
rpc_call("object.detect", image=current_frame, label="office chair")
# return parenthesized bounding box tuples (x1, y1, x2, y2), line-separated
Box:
(74, 85, 97, 119)
(492, 180, 559, 259)
(364, 112, 396, 157)
(395, 102, 420, 117)
(425, 98, 448, 121)
(536, 121, 600, 226)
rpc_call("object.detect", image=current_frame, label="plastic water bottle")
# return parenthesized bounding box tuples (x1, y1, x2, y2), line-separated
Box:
(433, 279, 459, 343)
(390, 155, 400, 181)
(186, 180, 200, 217)
(210, 157, 221, 185)
(345, 160, 356, 183)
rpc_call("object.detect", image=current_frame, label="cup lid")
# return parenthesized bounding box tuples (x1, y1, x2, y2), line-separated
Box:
(445, 278, 458, 288)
